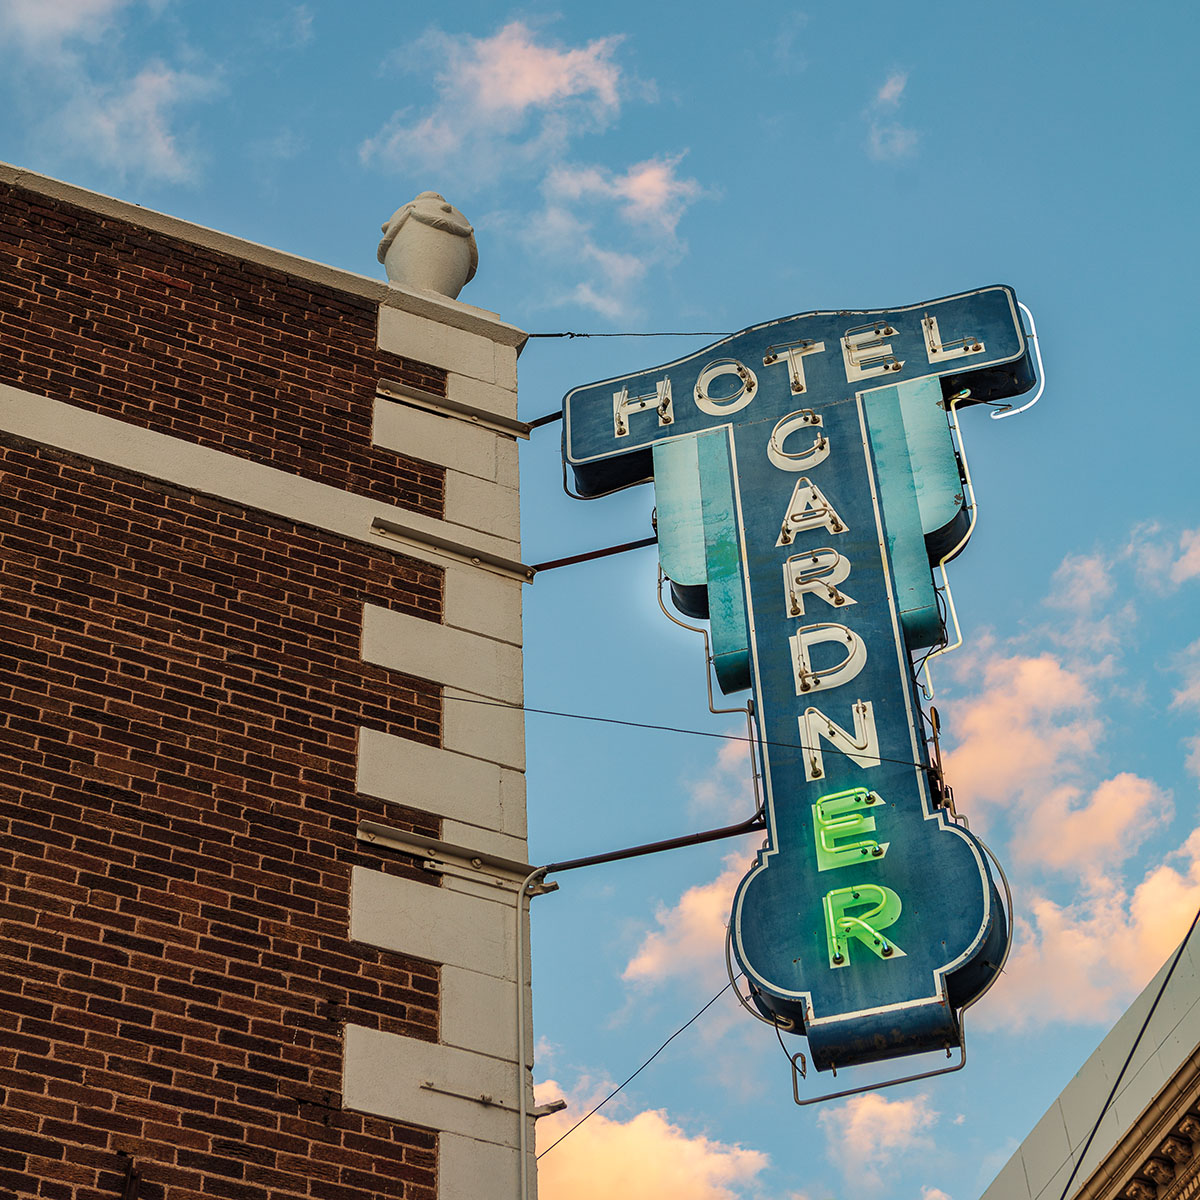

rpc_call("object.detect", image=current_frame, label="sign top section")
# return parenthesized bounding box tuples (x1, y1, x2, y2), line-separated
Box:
(563, 285, 1034, 498)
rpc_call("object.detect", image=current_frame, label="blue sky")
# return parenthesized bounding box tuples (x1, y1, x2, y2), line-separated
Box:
(3, 2, 1198, 1198)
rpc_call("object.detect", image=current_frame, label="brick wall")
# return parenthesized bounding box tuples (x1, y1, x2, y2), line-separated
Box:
(0, 183, 446, 518)
(0, 438, 449, 1199)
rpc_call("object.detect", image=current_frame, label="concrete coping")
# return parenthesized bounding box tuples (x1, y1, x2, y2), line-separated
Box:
(0, 160, 527, 354)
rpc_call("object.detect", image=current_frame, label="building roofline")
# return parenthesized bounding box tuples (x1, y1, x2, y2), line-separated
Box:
(0, 160, 527, 352)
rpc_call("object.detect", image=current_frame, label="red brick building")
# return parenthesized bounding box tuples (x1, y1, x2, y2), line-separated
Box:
(0, 164, 533, 1200)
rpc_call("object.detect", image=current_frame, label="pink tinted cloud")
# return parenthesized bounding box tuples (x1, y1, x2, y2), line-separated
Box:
(973, 830, 1200, 1030)
(362, 22, 625, 172)
(623, 852, 752, 989)
(1186, 737, 1200, 782)
(1046, 552, 1115, 613)
(534, 1079, 767, 1200)
(452, 22, 622, 115)
(941, 651, 1100, 822)
(1012, 773, 1167, 874)
(1171, 528, 1200, 585)
(1125, 523, 1200, 592)
(547, 155, 702, 236)
(818, 1091, 939, 1189)
(1172, 639, 1200, 712)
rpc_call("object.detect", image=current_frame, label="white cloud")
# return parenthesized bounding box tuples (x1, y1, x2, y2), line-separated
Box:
(361, 21, 701, 318)
(875, 70, 908, 107)
(286, 4, 312, 47)
(864, 70, 917, 161)
(1172, 639, 1200, 712)
(687, 729, 757, 822)
(0, 0, 218, 184)
(361, 21, 623, 178)
(259, 4, 313, 50)
(52, 62, 217, 183)
(1046, 552, 1115, 613)
(547, 154, 702, 237)
(519, 164, 701, 319)
(534, 1078, 768, 1200)
(818, 1092, 939, 1190)
(0, 0, 133, 52)
(772, 12, 810, 71)
(922, 1189, 953, 1200)
(518, 199, 651, 319)
(868, 123, 918, 161)
(1124, 522, 1200, 592)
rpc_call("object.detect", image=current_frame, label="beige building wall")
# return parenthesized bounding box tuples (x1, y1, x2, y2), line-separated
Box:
(982, 924, 1200, 1200)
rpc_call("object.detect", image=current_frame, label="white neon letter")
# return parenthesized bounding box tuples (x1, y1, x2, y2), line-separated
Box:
(693, 359, 757, 417)
(799, 700, 879, 781)
(789, 623, 867, 695)
(841, 321, 904, 382)
(922, 313, 985, 364)
(613, 377, 672, 438)
(766, 409, 830, 473)
(762, 338, 826, 395)
(777, 477, 848, 546)
(783, 548, 856, 617)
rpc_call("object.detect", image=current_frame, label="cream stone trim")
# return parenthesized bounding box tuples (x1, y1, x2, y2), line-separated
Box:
(0, 383, 532, 583)
(354, 728, 527, 838)
(342, 1024, 526, 1145)
(349, 864, 517, 981)
(376, 380, 530, 441)
(360, 602, 523, 705)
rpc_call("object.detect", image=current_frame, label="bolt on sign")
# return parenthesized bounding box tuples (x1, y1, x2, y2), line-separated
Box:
(562, 287, 1038, 1073)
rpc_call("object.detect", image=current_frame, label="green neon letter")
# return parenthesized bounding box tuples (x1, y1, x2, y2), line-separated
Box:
(823, 884, 906, 969)
(811, 787, 888, 872)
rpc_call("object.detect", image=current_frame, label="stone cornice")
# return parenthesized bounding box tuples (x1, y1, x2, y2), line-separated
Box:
(1075, 1043, 1200, 1200)
(0, 161, 527, 353)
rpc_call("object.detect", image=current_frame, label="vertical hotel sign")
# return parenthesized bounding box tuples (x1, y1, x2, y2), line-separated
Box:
(562, 287, 1036, 1071)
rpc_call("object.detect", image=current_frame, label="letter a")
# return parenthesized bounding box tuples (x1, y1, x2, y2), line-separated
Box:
(777, 478, 848, 546)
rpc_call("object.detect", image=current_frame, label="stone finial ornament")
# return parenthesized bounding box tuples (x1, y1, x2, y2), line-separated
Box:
(377, 192, 479, 299)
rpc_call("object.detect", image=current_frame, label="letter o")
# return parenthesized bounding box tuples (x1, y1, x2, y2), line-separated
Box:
(693, 358, 758, 416)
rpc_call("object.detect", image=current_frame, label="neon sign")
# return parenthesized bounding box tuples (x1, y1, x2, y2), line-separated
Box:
(562, 287, 1036, 1071)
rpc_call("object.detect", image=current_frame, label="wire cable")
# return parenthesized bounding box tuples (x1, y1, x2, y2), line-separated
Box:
(535, 980, 734, 1160)
(527, 331, 730, 340)
(1055, 902, 1200, 1200)
(442, 692, 935, 773)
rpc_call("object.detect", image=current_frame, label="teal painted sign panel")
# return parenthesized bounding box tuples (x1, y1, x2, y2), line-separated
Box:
(562, 287, 1036, 1070)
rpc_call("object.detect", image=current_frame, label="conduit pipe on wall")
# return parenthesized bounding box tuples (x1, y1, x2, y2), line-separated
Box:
(513, 809, 767, 1200)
